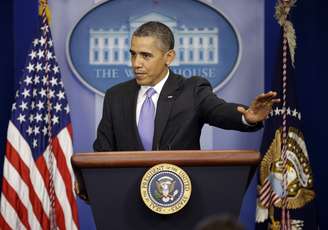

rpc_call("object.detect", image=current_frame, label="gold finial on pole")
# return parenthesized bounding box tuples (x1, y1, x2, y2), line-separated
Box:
(39, 0, 52, 24)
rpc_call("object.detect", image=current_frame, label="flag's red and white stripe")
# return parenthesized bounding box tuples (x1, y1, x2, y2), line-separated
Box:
(259, 177, 281, 208)
(0, 121, 79, 230)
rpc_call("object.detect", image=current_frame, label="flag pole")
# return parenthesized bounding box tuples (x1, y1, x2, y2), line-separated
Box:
(39, 0, 57, 229)
(275, 0, 297, 229)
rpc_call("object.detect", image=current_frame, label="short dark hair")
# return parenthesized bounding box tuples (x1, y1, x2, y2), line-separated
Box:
(132, 21, 175, 52)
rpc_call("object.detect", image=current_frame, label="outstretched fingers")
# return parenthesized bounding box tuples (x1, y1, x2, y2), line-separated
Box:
(237, 106, 247, 114)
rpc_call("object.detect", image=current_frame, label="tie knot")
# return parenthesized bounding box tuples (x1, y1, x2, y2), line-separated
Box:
(145, 88, 156, 98)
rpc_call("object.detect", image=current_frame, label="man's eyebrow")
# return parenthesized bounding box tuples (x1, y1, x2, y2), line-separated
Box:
(129, 50, 152, 56)
(140, 51, 152, 56)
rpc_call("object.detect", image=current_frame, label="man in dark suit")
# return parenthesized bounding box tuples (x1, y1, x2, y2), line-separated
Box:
(93, 21, 279, 152)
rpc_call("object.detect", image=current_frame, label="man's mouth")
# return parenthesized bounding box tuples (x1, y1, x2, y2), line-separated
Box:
(135, 72, 146, 78)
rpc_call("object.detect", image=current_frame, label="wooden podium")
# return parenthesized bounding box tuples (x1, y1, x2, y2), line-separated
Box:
(71, 150, 260, 230)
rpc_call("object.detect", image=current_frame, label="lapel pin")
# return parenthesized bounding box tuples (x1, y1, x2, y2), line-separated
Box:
(168, 95, 173, 99)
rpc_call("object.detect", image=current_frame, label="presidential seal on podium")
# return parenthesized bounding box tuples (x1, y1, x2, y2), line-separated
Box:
(140, 163, 192, 215)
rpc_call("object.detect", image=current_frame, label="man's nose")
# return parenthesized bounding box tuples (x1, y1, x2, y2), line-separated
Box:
(132, 55, 142, 68)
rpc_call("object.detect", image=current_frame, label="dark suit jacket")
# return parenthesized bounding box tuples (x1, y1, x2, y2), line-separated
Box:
(93, 71, 262, 151)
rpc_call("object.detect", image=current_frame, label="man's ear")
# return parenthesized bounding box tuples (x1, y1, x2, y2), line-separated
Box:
(165, 49, 176, 66)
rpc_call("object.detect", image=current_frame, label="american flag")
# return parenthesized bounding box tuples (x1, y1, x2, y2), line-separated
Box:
(0, 4, 79, 230)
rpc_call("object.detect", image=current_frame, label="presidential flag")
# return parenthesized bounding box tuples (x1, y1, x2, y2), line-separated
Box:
(255, 1, 317, 229)
(0, 2, 79, 230)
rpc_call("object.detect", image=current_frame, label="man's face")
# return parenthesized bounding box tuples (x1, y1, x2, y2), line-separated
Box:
(130, 36, 175, 86)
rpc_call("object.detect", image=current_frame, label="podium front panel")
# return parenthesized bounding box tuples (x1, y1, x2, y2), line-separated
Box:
(83, 165, 250, 230)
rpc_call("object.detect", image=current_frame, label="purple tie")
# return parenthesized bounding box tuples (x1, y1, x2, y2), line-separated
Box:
(138, 88, 156, 151)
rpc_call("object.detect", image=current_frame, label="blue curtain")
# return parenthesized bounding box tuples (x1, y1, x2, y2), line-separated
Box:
(0, 1, 14, 191)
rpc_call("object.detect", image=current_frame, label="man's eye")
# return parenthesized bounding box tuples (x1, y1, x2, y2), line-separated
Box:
(143, 54, 151, 59)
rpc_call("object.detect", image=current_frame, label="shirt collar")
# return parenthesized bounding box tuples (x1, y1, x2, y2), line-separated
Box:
(139, 69, 170, 96)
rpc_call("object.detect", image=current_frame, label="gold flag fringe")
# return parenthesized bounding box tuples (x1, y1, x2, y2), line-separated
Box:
(275, 0, 297, 67)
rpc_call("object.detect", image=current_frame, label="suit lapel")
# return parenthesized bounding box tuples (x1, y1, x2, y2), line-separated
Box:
(153, 72, 183, 150)
(125, 81, 144, 150)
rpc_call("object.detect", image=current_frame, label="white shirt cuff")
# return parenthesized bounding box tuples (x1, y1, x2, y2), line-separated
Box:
(242, 115, 256, 126)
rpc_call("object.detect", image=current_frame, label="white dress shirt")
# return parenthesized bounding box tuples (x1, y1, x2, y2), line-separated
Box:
(136, 70, 169, 125)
